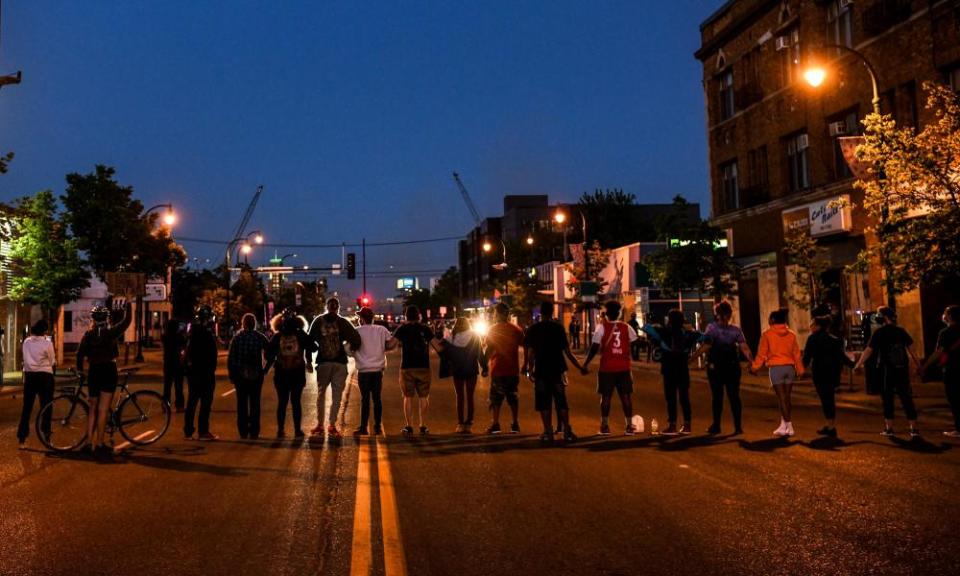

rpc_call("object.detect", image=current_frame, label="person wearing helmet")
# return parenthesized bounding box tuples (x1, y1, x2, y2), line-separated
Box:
(76, 300, 132, 454)
(183, 305, 220, 440)
(265, 308, 317, 438)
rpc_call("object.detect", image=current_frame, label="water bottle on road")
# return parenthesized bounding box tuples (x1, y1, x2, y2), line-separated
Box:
(650, 418, 659, 435)
(632, 414, 644, 433)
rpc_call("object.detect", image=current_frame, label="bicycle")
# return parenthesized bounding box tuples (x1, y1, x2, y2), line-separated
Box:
(35, 366, 171, 452)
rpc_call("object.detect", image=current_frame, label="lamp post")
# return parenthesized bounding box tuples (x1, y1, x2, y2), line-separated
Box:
(224, 230, 263, 334)
(804, 44, 895, 308)
(482, 238, 509, 296)
(555, 207, 591, 346)
(135, 203, 177, 362)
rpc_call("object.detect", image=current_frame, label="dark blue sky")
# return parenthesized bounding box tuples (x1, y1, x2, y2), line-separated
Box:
(0, 1, 717, 300)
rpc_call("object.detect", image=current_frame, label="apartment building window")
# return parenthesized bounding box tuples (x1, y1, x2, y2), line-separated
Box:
(720, 160, 739, 212)
(778, 27, 801, 87)
(829, 109, 859, 180)
(786, 132, 810, 192)
(827, 0, 854, 49)
(946, 65, 960, 92)
(719, 68, 735, 120)
(746, 146, 769, 205)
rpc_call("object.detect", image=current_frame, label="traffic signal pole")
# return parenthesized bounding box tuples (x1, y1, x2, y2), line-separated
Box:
(362, 238, 367, 296)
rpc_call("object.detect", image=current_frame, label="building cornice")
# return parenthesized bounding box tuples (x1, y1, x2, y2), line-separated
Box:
(709, 178, 856, 227)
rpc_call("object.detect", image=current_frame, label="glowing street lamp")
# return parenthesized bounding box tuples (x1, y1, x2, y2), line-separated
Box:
(802, 67, 826, 88)
(803, 44, 880, 114)
(526, 235, 534, 246)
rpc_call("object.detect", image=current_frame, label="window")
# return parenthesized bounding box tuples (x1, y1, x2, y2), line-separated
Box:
(63, 311, 73, 333)
(827, 1, 853, 49)
(778, 27, 801, 87)
(946, 65, 960, 92)
(830, 109, 860, 180)
(786, 132, 810, 192)
(746, 146, 769, 205)
(901, 80, 918, 130)
(739, 48, 763, 108)
(719, 68, 735, 120)
(720, 160, 739, 212)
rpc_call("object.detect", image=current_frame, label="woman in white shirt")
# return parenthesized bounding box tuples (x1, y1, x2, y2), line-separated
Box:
(352, 307, 398, 436)
(18, 319, 56, 449)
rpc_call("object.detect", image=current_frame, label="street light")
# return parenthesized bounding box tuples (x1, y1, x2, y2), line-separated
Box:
(482, 237, 509, 296)
(144, 203, 177, 229)
(135, 203, 177, 362)
(526, 235, 534, 246)
(225, 229, 264, 332)
(804, 44, 893, 307)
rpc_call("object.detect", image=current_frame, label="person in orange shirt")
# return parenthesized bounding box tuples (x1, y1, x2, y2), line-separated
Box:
(751, 309, 804, 437)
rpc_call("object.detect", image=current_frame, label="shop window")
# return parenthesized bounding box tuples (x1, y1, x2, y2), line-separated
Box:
(719, 68, 735, 120)
(785, 132, 810, 192)
(827, 0, 854, 50)
(720, 160, 740, 212)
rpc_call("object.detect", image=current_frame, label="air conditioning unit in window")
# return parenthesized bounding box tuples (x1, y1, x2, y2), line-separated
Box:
(797, 133, 810, 149)
(828, 121, 847, 136)
(839, 0, 854, 9)
(775, 36, 791, 51)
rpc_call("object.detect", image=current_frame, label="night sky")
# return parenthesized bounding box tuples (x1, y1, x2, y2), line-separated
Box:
(0, 1, 717, 300)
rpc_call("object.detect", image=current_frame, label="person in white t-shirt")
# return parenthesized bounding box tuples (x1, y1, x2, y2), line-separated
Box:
(352, 307, 398, 435)
(18, 320, 56, 449)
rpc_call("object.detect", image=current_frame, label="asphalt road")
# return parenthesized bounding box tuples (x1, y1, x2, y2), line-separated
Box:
(1, 351, 958, 576)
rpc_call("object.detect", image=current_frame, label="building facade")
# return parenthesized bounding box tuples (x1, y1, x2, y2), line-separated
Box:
(696, 0, 960, 350)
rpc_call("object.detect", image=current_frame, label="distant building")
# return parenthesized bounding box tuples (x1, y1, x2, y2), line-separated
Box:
(695, 0, 960, 350)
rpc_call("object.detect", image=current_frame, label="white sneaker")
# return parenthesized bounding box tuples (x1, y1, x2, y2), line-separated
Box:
(784, 422, 795, 437)
(942, 430, 960, 438)
(773, 422, 787, 436)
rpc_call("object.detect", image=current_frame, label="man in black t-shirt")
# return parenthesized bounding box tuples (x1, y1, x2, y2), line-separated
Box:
(393, 306, 438, 435)
(523, 301, 587, 443)
(854, 306, 922, 437)
(921, 305, 960, 437)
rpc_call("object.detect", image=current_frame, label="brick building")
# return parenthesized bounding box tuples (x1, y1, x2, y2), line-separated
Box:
(695, 0, 960, 351)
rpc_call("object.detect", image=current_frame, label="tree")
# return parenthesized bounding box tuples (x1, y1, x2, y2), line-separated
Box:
(0, 151, 13, 174)
(577, 188, 637, 248)
(430, 267, 461, 315)
(854, 82, 960, 306)
(782, 228, 828, 311)
(6, 190, 90, 320)
(61, 164, 185, 277)
(403, 288, 432, 317)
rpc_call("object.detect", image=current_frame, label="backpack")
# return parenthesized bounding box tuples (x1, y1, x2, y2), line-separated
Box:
(278, 334, 304, 370)
(317, 318, 342, 361)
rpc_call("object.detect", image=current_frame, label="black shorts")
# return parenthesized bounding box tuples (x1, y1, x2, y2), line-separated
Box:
(489, 376, 520, 407)
(534, 374, 568, 412)
(597, 371, 633, 396)
(87, 362, 118, 398)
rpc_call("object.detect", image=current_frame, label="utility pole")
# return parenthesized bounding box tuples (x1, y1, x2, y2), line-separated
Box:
(362, 238, 367, 296)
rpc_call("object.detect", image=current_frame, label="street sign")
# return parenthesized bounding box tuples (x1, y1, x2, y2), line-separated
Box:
(105, 272, 146, 297)
(143, 283, 167, 302)
(331, 264, 342, 276)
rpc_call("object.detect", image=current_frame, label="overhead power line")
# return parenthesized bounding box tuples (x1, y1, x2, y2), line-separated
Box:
(176, 235, 463, 248)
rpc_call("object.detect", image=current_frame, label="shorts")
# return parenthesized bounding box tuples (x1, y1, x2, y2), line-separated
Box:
(597, 371, 633, 396)
(534, 374, 568, 412)
(769, 365, 797, 387)
(489, 376, 520, 407)
(87, 362, 119, 398)
(400, 368, 432, 398)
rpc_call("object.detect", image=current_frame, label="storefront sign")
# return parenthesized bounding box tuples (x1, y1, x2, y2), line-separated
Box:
(781, 195, 852, 237)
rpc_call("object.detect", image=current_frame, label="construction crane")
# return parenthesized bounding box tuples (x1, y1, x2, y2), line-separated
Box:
(232, 184, 263, 241)
(452, 172, 482, 227)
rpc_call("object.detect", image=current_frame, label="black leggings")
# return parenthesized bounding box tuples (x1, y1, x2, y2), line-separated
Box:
(707, 363, 742, 429)
(184, 371, 216, 436)
(275, 378, 305, 432)
(813, 374, 839, 421)
(662, 371, 691, 425)
(453, 376, 478, 425)
(17, 372, 54, 442)
(881, 367, 917, 421)
(358, 371, 383, 428)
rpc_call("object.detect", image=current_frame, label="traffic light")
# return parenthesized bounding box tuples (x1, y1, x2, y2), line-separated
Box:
(356, 294, 371, 308)
(346, 253, 356, 279)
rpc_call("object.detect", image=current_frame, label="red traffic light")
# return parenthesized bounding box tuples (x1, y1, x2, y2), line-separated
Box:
(357, 295, 372, 308)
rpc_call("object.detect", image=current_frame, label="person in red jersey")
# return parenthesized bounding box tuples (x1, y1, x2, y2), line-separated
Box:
(583, 300, 638, 436)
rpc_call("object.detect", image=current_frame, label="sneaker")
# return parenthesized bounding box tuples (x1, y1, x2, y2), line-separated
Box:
(598, 423, 611, 436)
(661, 424, 678, 436)
(485, 423, 502, 435)
(880, 427, 895, 437)
(354, 427, 369, 436)
(419, 426, 429, 436)
(277, 430, 286, 439)
(372, 425, 383, 436)
(510, 421, 520, 434)
(677, 425, 691, 436)
(942, 430, 960, 438)
(327, 426, 342, 438)
(455, 423, 465, 434)
(732, 427, 744, 436)
(563, 429, 578, 443)
(816, 426, 836, 437)
(554, 424, 564, 435)
(309, 425, 325, 436)
(539, 432, 554, 443)
(250, 434, 260, 440)
(294, 430, 305, 439)
(909, 428, 921, 438)
(197, 433, 219, 441)
(18, 441, 26, 450)
(462, 424, 472, 434)
(705, 424, 721, 435)
(401, 426, 414, 436)
(624, 424, 636, 436)
(184, 431, 195, 440)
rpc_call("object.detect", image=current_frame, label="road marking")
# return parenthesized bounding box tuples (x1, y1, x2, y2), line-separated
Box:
(221, 388, 236, 397)
(377, 439, 408, 576)
(112, 429, 156, 452)
(349, 440, 373, 576)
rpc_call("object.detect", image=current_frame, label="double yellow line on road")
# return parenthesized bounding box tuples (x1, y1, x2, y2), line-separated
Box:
(350, 437, 407, 576)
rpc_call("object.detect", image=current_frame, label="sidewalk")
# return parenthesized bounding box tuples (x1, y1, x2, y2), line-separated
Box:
(629, 357, 955, 425)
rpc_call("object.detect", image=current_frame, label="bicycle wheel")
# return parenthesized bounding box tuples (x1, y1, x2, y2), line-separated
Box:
(118, 390, 170, 445)
(36, 395, 90, 452)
